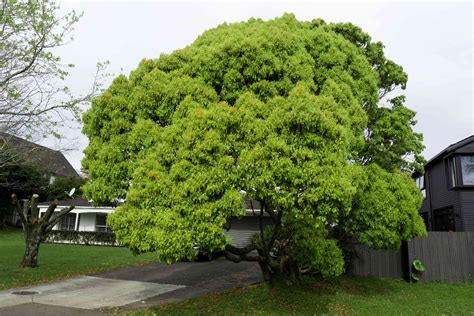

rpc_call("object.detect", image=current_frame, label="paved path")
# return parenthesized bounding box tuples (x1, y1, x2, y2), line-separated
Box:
(0, 257, 262, 315)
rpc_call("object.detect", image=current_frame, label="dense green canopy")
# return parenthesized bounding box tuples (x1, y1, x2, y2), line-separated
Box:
(82, 14, 425, 280)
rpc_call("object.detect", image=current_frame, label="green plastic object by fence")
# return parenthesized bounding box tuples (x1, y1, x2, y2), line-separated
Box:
(413, 259, 425, 272)
(411, 259, 425, 282)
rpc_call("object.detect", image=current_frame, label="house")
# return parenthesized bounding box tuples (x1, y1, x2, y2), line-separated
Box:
(1, 132, 80, 226)
(38, 198, 114, 232)
(225, 200, 272, 247)
(40, 197, 271, 247)
(413, 135, 474, 232)
(0, 132, 79, 179)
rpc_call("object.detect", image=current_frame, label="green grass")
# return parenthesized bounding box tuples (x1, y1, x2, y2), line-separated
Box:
(137, 275, 474, 316)
(0, 228, 159, 290)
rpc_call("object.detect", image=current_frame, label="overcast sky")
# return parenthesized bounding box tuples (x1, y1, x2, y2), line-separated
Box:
(49, 1, 473, 170)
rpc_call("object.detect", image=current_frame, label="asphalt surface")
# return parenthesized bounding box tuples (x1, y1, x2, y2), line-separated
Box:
(0, 256, 262, 315)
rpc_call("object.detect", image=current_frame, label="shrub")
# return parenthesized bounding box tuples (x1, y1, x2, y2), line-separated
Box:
(45, 230, 118, 246)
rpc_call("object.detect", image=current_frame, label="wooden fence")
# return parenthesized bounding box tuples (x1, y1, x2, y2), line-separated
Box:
(347, 232, 474, 283)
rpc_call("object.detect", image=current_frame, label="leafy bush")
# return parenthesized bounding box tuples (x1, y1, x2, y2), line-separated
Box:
(45, 230, 118, 246)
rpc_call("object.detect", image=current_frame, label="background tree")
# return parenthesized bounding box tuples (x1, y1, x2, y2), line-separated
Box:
(83, 15, 425, 283)
(1, 0, 103, 266)
(0, 148, 50, 228)
(0, 0, 107, 165)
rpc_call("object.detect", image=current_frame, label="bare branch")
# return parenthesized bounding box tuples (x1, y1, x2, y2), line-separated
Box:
(0, 0, 108, 142)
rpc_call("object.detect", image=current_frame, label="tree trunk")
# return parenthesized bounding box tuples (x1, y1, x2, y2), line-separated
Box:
(258, 257, 301, 286)
(11, 194, 75, 268)
(21, 234, 41, 267)
(258, 261, 273, 282)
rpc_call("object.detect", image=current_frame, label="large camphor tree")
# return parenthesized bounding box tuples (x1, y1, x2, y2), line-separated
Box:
(83, 15, 426, 283)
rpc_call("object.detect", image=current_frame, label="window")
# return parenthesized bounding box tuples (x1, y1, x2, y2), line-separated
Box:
(49, 175, 56, 185)
(446, 156, 459, 188)
(460, 155, 474, 185)
(58, 213, 76, 231)
(415, 175, 426, 198)
(449, 157, 457, 187)
(415, 175, 424, 189)
(433, 207, 455, 232)
(95, 213, 111, 232)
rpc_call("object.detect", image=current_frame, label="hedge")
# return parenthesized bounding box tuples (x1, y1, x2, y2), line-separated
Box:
(45, 230, 119, 246)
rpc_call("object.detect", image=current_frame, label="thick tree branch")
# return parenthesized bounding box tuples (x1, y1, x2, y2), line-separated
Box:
(30, 194, 39, 224)
(11, 193, 27, 227)
(39, 200, 58, 225)
(225, 243, 256, 256)
(224, 250, 264, 263)
(44, 206, 74, 232)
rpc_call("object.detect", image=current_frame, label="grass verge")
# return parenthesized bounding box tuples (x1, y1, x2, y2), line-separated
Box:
(0, 228, 158, 290)
(136, 275, 474, 315)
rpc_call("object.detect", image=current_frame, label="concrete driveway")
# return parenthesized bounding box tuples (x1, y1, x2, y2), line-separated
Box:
(0, 257, 262, 315)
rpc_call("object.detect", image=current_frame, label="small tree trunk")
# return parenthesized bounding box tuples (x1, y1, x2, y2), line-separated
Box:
(286, 258, 301, 285)
(259, 256, 301, 287)
(258, 261, 272, 282)
(21, 233, 41, 267)
(12, 193, 75, 268)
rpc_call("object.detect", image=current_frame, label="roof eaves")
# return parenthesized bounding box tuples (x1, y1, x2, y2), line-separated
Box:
(425, 135, 474, 168)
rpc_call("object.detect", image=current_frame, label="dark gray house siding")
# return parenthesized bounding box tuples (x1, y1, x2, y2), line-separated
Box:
(460, 191, 474, 231)
(417, 135, 474, 232)
(457, 140, 474, 231)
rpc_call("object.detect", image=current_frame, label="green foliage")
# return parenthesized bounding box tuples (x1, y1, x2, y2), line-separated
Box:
(83, 14, 426, 279)
(341, 164, 426, 250)
(361, 96, 425, 172)
(45, 230, 117, 246)
(0, 149, 50, 224)
(47, 176, 85, 200)
(325, 23, 424, 172)
(0, 160, 49, 194)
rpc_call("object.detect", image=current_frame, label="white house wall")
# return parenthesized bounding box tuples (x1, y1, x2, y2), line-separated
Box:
(78, 213, 96, 232)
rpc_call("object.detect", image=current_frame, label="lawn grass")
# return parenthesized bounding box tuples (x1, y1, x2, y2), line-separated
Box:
(0, 228, 159, 290)
(137, 275, 474, 315)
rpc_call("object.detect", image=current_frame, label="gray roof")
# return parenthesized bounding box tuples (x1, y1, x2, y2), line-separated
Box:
(0, 132, 79, 178)
(38, 197, 92, 207)
(426, 135, 474, 168)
